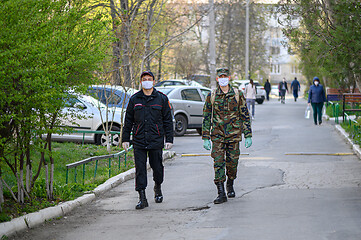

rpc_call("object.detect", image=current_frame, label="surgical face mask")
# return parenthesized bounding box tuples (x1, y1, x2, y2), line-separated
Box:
(218, 77, 229, 87)
(142, 80, 153, 89)
(314, 81, 319, 86)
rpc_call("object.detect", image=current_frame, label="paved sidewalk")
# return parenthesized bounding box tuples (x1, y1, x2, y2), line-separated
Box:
(5, 97, 361, 240)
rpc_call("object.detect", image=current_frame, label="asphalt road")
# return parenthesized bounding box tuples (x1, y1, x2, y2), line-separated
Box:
(11, 95, 361, 240)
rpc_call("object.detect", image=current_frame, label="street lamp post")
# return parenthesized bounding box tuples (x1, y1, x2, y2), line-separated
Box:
(245, 0, 250, 80)
(209, 0, 216, 89)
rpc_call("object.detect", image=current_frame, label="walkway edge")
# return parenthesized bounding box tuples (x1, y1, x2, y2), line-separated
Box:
(334, 125, 361, 159)
(0, 150, 176, 237)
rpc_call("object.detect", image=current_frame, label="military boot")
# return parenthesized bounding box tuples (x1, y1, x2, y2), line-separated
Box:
(154, 183, 163, 203)
(213, 182, 227, 204)
(226, 179, 235, 198)
(135, 189, 149, 210)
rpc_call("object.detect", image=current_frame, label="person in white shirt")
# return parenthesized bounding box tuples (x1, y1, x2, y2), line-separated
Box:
(244, 79, 256, 120)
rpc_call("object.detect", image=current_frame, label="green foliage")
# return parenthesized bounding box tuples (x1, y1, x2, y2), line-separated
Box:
(0, 142, 134, 222)
(279, 0, 361, 87)
(0, 0, 111, 202)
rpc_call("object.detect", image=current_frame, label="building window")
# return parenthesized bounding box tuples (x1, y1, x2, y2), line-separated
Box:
(291, 65, 300, 74)
(270, 46, 280, 55)
(270, 64, 281, 74)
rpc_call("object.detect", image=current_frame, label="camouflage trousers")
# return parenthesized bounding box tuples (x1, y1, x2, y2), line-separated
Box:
(211, 141, 240, 183)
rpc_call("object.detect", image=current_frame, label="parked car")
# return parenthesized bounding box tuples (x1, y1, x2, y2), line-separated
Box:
(156, 86, 211, 136)
(232, 80, 266, 104)
(271, 85, 279, 96)
(154, 79, 203, 87)
(50, 94, 125, 146)
(87, 85, 137, 109)
(189, 74, 210, 87)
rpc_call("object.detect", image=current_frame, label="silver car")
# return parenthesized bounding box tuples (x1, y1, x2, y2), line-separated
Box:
(156, 86, 211, 136)
(50, 94, 125, 146)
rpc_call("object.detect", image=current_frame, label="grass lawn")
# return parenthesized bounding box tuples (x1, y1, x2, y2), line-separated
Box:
(0, 142, 134, 223)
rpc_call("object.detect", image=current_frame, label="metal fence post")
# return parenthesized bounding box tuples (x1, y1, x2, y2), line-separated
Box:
(74, 167, 77, 183)
(83, 164, 86, 185)
(66, 168, 69, 184)
(94, 160, 98, 179)
(108, 158, 111, 178)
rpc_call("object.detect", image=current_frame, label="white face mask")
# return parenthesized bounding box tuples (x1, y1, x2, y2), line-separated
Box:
(218, 77, 229, 87)
(142, 80, 153, 89)
(314, 81, 319, 86)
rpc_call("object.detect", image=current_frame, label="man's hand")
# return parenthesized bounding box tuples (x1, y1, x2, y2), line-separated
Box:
(122, 142, 130, 152)
(245, 137, 252, 148)
(203, 139, 211, 150)
(165, 142, 173, 150)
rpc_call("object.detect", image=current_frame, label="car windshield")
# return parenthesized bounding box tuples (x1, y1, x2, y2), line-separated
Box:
(156, 88, 174, 95)
(80, 95, 108, 109)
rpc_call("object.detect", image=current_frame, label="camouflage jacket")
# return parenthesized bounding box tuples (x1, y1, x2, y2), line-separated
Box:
(202, 86, 252, 142)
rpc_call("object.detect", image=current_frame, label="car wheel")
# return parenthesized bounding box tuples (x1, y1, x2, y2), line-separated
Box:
(196, 128, 202, 135)
(95, 125, 120, 146)
(174, 114, 187, 136)
(256, 99, 264, 104)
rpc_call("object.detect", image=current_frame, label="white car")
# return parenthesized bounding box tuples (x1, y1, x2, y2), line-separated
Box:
(232, 79, 266, 104)
(50, 94, 125, 146)
(156, 86, 211, 136)
(154, 79, 204, 87)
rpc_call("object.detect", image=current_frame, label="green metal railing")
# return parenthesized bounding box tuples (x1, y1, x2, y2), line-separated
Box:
(343, 113, 359, 140)
(65, 145, 133, 184)
(328, 101, 340, 124)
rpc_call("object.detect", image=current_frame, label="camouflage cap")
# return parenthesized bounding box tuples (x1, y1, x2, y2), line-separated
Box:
(216, 67, 230, 77)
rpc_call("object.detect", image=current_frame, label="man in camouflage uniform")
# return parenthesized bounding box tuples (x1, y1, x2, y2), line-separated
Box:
(202, 67, 252, 204)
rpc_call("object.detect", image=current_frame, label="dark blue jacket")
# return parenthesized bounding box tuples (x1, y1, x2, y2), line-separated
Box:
(122, 88, 174, 149)
(308, 84, 326, 103)
(291, 80, 300, 91)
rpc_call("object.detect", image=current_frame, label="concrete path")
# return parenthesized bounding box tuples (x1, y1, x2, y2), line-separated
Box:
(9, 96, 361, 240)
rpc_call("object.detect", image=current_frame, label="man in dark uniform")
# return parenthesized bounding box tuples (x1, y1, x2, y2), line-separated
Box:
(122, 71, 174, 209)
(202, 67, 252, 204)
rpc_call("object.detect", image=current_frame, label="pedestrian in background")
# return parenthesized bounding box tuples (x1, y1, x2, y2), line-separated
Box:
(244, 79, 256, 120)
(202, 67, 252, 204)
(122, 70, 174, 209)
(278, 78, 288, 104)
(264, 79, 271, 101)
(291, 77, 301, 102)
(308, 77, 326, 125)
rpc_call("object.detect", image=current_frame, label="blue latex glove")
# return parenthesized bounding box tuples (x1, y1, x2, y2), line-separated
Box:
(203, 139, 211, 150)
(245, 137, 252, 148)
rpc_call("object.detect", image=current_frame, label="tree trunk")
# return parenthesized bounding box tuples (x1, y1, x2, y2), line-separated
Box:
(26, 145, 32, 192)
(157, 50, 163, 81)
(45, 164, 50, 200)
(120, 0, 132, 87)
(110, 0, 122, 85)
(144, 0, 157, 71)
(48, 139, 54, 200)
(0, 173, 3, 213)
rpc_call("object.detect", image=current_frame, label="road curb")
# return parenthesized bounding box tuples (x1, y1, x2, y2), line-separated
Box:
(334, 125, 361, 159)
(0, 150, 176, 237)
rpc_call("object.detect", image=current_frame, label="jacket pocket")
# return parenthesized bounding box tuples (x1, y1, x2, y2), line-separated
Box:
(134, 105, 144, 122)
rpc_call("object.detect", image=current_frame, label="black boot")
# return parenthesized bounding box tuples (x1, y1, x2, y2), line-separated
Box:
(135, 190, 149, 209)
(214, 182, 227, 204)
(226, 179, 235, 198)
(154, 183, 163, 203)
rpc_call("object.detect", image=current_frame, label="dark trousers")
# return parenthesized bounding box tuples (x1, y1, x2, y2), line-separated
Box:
(134, 148, 164, 191)
(311, 102, 324, 124)
(293, 89, 298, 100)
(266, 91, 270, 101)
